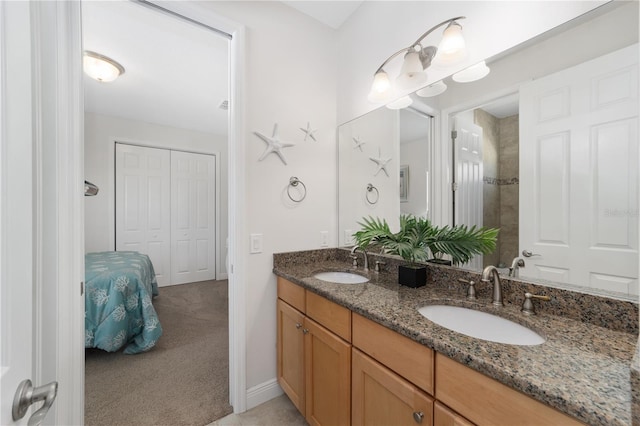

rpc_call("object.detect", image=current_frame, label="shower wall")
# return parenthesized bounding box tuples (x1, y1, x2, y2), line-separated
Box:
(474, 109, 519, 267)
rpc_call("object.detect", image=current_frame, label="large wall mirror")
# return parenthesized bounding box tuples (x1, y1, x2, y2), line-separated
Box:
(337, 1, 639, 301)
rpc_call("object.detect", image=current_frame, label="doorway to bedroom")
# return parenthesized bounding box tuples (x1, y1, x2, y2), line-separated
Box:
(82, 1, 232, 424)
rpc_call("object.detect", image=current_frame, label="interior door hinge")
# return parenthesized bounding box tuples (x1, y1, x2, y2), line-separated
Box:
(452, 182, 458, 192)
(451, 130, 458, 140)
(81, 281, 84, 296)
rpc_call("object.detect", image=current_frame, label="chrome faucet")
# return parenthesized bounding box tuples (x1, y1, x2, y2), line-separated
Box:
(481, 265, 504, 306)
(350, 245, 369, 272)
(508, 257, 525, 277)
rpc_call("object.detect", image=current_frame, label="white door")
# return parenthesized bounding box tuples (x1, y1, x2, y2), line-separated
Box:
(116, 144, 172, 286)
(171, 151, 216, 285)
(453, 112, 484, 270)
(1, 2, 84, 424)
(1, 2, 36, 423)
(519, 44, 638, 295)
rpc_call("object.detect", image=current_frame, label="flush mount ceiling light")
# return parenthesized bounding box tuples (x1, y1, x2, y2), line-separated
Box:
(83, 51, 125, 82)
(367, 16, 467, 104)
(452, 60, 490, 83)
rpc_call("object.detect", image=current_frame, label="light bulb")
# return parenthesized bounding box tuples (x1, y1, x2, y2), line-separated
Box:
(452, 61, 490, 83)
(386, 96, 413, 110)
(368, 70, 393, 103)
(395, 51, 428, 92)
(433, 21, 467, 66)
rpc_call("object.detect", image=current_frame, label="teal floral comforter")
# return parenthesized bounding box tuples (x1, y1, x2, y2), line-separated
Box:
(85, 251, 162, 354)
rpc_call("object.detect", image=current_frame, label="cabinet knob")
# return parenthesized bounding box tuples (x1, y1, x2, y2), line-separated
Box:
(412, 411, 424, 423)
(295, 323, 302, 329)
(302, 328, 309, 334)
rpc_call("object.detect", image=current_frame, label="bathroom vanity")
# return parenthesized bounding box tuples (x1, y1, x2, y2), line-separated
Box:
(274, 248, 638, 426)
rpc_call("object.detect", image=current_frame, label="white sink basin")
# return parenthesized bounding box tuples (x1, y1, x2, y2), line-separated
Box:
(313, 271, 369, 284)
(418, 305, 545, 346)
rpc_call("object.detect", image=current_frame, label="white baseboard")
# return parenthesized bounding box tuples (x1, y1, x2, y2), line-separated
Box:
(246, 378, 283, 411)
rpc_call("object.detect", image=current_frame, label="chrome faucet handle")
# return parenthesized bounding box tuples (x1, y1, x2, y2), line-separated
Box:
(458, 278, 476, 300)
(374, 260, 386, 273)
(509, 258, 525, 277)
(521, 292, 551, 315)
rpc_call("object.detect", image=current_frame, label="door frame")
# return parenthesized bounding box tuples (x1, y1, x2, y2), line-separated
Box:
(436, 85, 520, 228)
(111, 140, 224, 282)
(49, 1, 247, 422)
(114, 1, 249, 412)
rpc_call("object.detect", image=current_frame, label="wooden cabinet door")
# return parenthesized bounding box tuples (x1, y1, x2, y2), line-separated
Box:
(434, 401, 475, 426)
(304, 317, 351, 426)
(277, 299, 306, 415)
(352, 348, 434, 426)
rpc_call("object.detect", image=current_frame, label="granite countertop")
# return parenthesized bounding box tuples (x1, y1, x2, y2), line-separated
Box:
(273, 250, 638, 426)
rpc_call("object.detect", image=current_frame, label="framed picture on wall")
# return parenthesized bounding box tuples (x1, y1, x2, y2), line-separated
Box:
(399, 165, 408, 202)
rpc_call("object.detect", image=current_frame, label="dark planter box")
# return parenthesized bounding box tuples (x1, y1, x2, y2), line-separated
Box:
(427, 258, 452, 266)
(398, 264, 427, 288)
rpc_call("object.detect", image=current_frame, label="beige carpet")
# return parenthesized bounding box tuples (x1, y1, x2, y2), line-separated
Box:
(85, 280, 233, 426)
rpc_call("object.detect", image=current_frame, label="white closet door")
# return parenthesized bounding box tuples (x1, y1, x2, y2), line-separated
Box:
(115, 144, 172, 286)
(454, 113, 484, 270)
(171, 151, 216, 284)
(520, 44, 638, 295)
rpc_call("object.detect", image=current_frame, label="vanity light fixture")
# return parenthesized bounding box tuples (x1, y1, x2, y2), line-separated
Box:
(367, 16, 467, 103)
(452, 60, 490, 83)
(386, 96, 413, 110)
(83, 51, 125, 82)
(416, 81, 448, 98)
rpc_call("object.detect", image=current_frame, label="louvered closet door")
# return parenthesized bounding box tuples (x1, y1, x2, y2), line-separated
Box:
(171, 151, 216, 285)
(115, 143, 172, 286)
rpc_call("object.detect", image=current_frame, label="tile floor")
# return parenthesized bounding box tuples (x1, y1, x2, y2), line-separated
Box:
(211, 394, 308, 426)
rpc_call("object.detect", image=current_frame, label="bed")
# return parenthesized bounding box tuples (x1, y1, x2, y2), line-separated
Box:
(84, 251, 163, 354)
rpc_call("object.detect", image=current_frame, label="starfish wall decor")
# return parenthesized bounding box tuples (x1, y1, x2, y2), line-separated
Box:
(254, 123, 295, 165)
(352, 136, 366, 152)
(369, 147, 391, 177)
(299, 122, 317, 142)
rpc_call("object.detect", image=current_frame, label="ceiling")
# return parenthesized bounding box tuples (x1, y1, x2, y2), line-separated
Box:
(82, 1, 229, 135)
(282, 1, 363, 29)
(82, 1, 363, 136)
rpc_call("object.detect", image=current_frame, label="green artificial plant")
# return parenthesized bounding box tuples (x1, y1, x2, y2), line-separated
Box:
(353, 215, 499, 266)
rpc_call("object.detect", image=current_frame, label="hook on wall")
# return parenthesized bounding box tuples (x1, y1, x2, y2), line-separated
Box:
(366, 183, 379, 204)
(287, 176, 307, 203)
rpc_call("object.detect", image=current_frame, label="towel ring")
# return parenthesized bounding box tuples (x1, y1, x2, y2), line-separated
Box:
(287, 176, 307, 203)
(366, 183, 379, 204)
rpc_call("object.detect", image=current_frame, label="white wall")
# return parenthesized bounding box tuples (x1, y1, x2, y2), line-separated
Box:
(198, 1, 337, 398)
(400, 137, 429, 217)
(338, 107, 400, 243)
(84, 112, 229, 277)
(336, 1, 606, 124)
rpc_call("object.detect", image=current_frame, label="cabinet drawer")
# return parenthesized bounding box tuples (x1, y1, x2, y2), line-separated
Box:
(434, 401, 474, 426)
(277, 277, 306, 313)
(352, 313, 434, 395)
(306, 291, 351, 342)
(435, 354, 584, 426)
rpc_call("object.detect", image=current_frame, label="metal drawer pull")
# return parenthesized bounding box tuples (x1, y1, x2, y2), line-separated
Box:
(295, 323, 302, 329)
(413, 411, 424, 423)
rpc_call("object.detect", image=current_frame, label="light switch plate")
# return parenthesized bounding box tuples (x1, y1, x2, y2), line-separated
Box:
(250, 233, 263, 254)
(320, 231, 329, 247)
(344, 229, 353, 246)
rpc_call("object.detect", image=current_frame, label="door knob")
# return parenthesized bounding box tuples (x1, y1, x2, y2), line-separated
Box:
(522, 250, 541, 257)
(12, 379, 58, 426)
